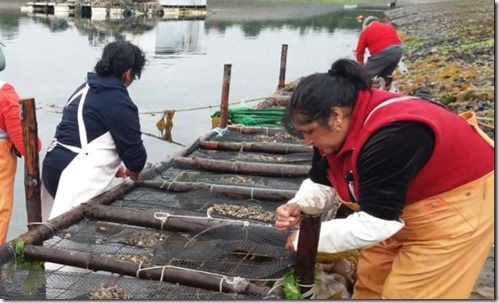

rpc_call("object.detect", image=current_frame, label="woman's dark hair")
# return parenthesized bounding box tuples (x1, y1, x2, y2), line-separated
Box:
(94, 40, 146, 80)
(283, 58, 372, 135)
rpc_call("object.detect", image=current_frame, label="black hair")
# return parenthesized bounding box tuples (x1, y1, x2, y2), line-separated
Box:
(283, 58, 372, 135)
(94, 40, 146, 80)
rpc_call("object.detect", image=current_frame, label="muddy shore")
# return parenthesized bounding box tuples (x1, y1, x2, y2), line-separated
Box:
(384, 0, 494, 299)
(386, 0, 494, 138)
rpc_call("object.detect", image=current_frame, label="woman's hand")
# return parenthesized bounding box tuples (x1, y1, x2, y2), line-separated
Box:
(275, 203, 302, 231)
(115, 166, 141, 181)
(126, 169, 141, 181)
(115, 166, 127, 179)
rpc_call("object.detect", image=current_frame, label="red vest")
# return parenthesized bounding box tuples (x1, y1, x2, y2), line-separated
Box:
(324, 89, 494, 205)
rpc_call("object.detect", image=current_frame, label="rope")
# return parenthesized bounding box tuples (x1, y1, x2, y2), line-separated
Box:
(166, 172, 187, 192)
(153, 212, 170, 230)
(212, 127, 229, 137)
(136, 261, 144, 278)
(136, 264, 249, 292)
(300, 283, 316, 299)
(265, 278, 284, 296)
(26, 221, 56, 234)
(138, 96, 268, 115)
(152, 211, 259, 227)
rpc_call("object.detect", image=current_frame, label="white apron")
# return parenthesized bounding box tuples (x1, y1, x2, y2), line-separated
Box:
(45, 84, 122, 220)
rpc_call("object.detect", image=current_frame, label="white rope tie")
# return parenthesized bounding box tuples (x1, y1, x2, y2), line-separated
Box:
(27, 221, 56, 233)
(213, 127, 229, 137)
(153, 212, 171, 230)
(266, 278, 284, 296)
(219, 277, 225, 292)
(159, 181, 168, 189)
(250, 188, 255, 200)
(167, 172, 184, 192)
(285, 144, 290, 155)
(136, 264, 250, 292)
(265, 127, 269, 135)
(210, 184, 215, 193)
(300, 283, 316, 299)
(160, 266, 167, 282)
(136, 261, 144, 278)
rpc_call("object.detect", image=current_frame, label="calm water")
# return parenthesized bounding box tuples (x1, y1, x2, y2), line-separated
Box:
(0, 1, 385, 240)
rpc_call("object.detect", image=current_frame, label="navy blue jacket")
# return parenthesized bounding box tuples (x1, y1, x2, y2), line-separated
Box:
(42, 72, 147, 197)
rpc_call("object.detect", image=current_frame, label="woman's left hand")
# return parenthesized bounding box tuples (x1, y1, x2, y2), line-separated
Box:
(115, 166, 127, 179)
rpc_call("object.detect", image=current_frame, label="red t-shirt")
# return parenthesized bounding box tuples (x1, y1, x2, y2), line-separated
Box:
(356, 21, 402, 63)
(0, 82, 41, 156)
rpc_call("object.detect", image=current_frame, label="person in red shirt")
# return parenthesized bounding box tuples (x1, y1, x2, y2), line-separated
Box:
(355, 16, 403, 88)
(0, 44, 41, 244)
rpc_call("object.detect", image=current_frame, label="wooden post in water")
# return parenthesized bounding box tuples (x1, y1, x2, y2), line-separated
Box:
(19, 98, 42, 231)
(295, 206, 322, 299)
(278, 44, 288, 89)
(219, 64, 232, 128)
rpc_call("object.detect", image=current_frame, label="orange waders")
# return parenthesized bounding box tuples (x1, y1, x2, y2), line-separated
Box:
(351, 112, 494, 299)
(0, 140, 16, 244)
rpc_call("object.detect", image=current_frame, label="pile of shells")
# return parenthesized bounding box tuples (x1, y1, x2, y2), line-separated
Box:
(118, 230, 167, 248)
(212, 203, 274, 222)
(89, 284, 131, 300)
(101, 253, 150, 263)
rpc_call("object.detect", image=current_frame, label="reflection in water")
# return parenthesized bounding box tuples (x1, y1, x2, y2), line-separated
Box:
(155, 20, 204, 54)
(72, 15, 159, 46)
(206, 9, 385, 37)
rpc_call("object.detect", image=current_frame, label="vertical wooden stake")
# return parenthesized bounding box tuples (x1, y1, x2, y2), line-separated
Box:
(19, 98, 42, 231)
(219, 64, 232, 129)
(278, 44, 288, 89)
(295, 206, 322, 299)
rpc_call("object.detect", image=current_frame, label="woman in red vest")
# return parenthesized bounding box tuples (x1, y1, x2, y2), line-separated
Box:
(275, 59, 494, 299)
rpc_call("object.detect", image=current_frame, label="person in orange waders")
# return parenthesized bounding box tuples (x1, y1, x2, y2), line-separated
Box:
(0, 42, 42, 244)
(275, 59, 494, 299)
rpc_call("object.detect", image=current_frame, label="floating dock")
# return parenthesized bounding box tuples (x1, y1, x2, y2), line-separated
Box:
(20, 0, 207, 19)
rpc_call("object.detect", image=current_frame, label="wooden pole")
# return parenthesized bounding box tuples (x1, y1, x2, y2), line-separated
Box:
(172, 156, 310, 177)
(219, 64, 232, 129)
(295, 206, 322, 299)
(135, 180, 297, 201)
(278, 44, 288, 89)
(0, 181, 134, 253)
(227, 125, 286, 135)
(19, 98, 42, 230)
(200, 140, 312, 155)
(86, 204, 268, 232)
(23, 245, 270, 296)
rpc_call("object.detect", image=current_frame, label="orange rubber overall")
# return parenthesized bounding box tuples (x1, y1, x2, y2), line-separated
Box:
(351, 112, 494, 299)
(0, 140, 16, 244)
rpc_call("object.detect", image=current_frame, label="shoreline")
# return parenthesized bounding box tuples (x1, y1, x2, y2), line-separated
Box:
(383, 0, 494, 298)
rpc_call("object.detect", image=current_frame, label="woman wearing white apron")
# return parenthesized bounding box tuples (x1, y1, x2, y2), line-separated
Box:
(41, 41, 147, 222)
